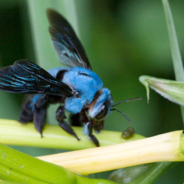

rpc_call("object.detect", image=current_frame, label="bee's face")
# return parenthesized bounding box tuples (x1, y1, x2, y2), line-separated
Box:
(88, 88, 113, 120)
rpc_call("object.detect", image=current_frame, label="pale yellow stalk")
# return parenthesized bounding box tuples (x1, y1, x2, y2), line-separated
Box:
(0, 119, 144, 149)
(38, 130, 184, 175)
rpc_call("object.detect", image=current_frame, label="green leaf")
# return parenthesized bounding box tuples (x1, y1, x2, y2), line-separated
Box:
(0, 143, 117, 184)
(109, 164, 154, 183)
(0, 181, 19, 184)
(162, 0, 184, 82)
(139, 75, 184, 106)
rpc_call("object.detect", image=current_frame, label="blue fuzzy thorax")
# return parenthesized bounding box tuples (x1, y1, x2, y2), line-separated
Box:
(63, 67, 103, 114)
(48, 67, 104, 114)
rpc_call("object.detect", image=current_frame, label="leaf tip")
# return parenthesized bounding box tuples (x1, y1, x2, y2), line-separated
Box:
(139, 76, 150, 104)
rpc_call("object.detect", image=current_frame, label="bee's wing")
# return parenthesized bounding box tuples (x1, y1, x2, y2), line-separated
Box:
(47, 9, 92, 70)
(0, 59, 73, 97)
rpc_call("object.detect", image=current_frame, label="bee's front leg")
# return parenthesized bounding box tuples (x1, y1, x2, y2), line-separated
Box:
(56, 106, 80, 141)
(86, 122, 100, 147)
(70, 109, 88, 127)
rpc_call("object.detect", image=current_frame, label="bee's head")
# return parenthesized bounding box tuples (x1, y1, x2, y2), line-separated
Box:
(88, 88, 113, 120)
(88, 88, 142, 123)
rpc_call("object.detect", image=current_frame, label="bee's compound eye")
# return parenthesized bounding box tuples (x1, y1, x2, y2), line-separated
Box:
(95, 102, 108, 120)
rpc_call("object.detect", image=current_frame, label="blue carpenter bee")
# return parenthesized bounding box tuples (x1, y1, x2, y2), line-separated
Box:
(0, 9, 141, 146)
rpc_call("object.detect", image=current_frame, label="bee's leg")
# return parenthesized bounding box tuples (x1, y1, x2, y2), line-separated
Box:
(69, 113, 82, 127)
(70, 109, 88, 127)
(19, 95, 33, 123)
(33, 95, 49, 137)
(86, 122, 100, 147)
(33, 107, 46, 137)
(19, 101, 33, 123)
(71, 111, 99, 146)
(93, 119, 104, 133)
(56, 106, 80, 141)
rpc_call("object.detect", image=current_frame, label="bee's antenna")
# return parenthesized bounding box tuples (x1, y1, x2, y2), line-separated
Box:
(112, 97, 142, 107)
(111, 108, 132, 124)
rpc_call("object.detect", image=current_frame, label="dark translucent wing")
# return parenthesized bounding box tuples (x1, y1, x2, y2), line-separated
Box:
(47, 9, 92, 70)
(0, 59, 73, 97)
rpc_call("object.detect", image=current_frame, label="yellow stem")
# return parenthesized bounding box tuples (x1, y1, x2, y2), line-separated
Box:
(0, 119, 144, 149)
(38, 130, 184, 175)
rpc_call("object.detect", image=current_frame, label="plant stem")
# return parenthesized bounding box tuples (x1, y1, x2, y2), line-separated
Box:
(1, 120, 182, 181)
(0, 120, 183, 182)
(0, 119, 144, 150)
(38, 130, 184, 175)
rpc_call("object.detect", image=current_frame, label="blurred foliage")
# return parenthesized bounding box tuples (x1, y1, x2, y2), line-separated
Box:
(108, 163, 176, 184)
(0, 0, 184, 183)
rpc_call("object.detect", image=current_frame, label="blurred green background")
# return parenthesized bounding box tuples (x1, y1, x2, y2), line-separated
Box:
(0, 0, 184, 183)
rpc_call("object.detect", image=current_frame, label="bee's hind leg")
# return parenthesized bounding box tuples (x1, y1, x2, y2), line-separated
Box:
(33, 94, 49, 137)
(56, 106, 80, 141)
(33, 107, 47, 138)
(19, 102, 33, 123)
(19, 95, 33, 124)
(19, 95, 47, 137)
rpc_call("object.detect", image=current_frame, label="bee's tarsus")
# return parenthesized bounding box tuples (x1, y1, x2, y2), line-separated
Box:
(40, 132, 43, 138)
(90, 134, 100, 147)
(86, 121, 100, 147)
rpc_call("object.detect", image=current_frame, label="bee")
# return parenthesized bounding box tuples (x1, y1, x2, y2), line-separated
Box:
(0, 9, 140, 146)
